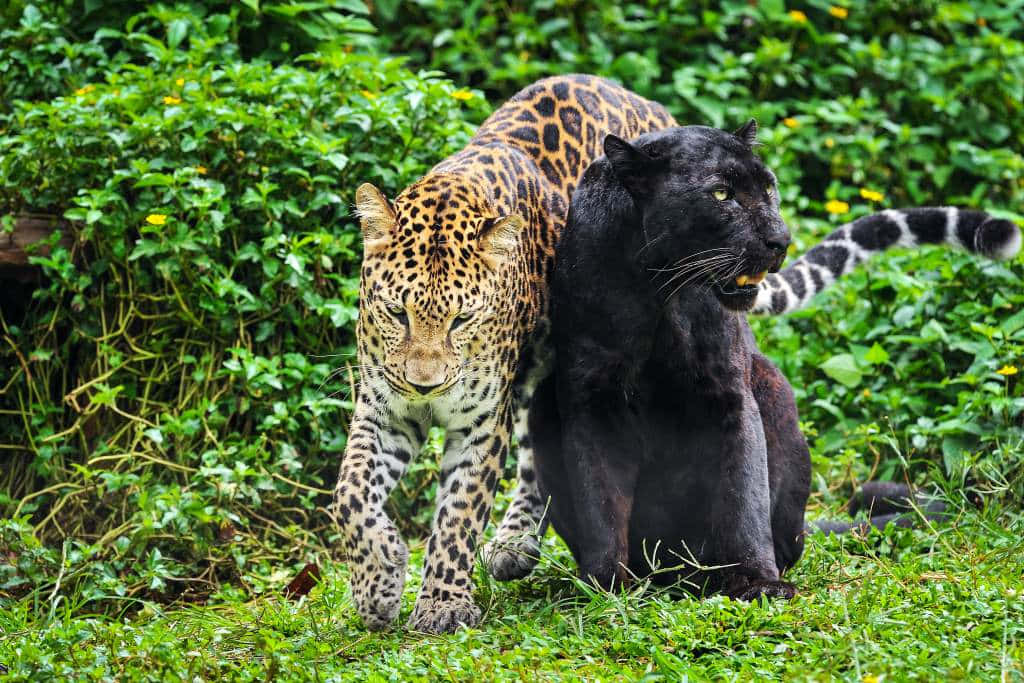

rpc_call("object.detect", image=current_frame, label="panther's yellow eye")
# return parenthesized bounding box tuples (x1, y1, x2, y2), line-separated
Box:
(713, 188, 730, 201)
(766, 186, 774, 199)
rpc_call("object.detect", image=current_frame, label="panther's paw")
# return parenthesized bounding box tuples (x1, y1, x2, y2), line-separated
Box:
(348, 525, 409, 630)
(407, 594, 482, 634)
(482, 534, 540, 581)
(726, 579, 797, 602)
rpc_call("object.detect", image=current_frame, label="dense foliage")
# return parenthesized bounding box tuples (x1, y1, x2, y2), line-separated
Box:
(1, 0, 1022, 631)
(0, 2, 484, 604)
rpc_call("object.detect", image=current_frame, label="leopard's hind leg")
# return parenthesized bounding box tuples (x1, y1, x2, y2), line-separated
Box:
(483, 339, 552, 581)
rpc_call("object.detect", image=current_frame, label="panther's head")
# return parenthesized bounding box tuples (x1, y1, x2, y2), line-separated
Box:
(353, 173, 523, 400)
(603, 120, 791, 312)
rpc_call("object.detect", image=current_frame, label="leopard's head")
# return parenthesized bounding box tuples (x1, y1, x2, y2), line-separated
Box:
(604, 120, 791, 311)
(354, 174, 523, 400)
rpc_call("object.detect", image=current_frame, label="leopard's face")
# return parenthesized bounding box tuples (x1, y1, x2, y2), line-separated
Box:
(354, 177, 523, 401)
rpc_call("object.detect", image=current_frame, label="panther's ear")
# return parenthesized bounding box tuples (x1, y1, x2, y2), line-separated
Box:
(604, 134, 657, 196)
(354, 183, 395, 254)
(478, 214, 524, 269)
(733, 118, 758, 147)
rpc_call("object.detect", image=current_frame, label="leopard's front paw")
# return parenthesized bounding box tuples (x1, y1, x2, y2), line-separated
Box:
(482, 533, 540, 581)
(347, 525, 409, 630)
(407, 594, 482, 634)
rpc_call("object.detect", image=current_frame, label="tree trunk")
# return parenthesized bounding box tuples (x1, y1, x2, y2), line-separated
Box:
(1, 214, 73, 281)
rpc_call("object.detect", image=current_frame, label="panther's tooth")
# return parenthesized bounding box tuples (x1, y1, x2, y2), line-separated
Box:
(735, 274, 749, 286)
(749, 271, 767, 285)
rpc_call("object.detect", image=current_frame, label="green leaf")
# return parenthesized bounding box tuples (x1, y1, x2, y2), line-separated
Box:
(167, 19, 189, 49)
(864, 343, 890, 365)
(134, 173, 175, 188)
(819, 354, 862, 388)
(941, 436, 970, 475)
(325, 152, 348, 171)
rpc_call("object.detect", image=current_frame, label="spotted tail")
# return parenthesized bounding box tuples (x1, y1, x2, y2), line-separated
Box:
(751, 207, 1022, 316)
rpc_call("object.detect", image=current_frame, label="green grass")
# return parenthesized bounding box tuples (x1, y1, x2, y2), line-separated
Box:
(2, 500, 1022, 681)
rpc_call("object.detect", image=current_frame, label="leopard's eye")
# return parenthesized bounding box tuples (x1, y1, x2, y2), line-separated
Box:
(713, 188, 731, 201)
(386, 303, 408, 323)
(450, 313, 473, 331)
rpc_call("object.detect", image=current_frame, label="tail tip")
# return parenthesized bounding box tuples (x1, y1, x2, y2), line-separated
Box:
(975, 217, 1021, 260)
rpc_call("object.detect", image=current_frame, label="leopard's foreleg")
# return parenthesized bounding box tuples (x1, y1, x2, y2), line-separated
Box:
(331, 395, 420, 630)
(407, 400, 513, 633)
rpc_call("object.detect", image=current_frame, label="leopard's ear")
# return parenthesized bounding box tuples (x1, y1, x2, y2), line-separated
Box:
(733, 118, 758, 147)
(354, 183, 395, 254)
(478, 214, 524, 268)
(604, 134, 657, 196)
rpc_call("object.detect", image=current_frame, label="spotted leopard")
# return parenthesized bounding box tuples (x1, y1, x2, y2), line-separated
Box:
(330, 75, 675, 633)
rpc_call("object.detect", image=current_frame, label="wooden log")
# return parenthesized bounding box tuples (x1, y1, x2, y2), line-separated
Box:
(1, 214, 73, 280)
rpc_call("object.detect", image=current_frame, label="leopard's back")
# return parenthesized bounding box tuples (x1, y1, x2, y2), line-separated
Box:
(430, 75, 676, 341)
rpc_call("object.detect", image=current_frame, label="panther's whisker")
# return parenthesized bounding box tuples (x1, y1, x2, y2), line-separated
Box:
(648, 248, 734, 273)
(666, 258, 745, 302)
(658, 255, 741, 294)
(655, 252, 735, 276)
(655, 255, 737, 292)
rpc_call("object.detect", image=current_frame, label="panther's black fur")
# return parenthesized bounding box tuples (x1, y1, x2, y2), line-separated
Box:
(528, 123, 1020, 597)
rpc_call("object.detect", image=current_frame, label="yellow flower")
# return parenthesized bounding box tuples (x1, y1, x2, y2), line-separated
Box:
(996, 365, 1018, 376)
(360, 90, 377, 100)
(788, 10, 808, 23)
(196, 165, 208, 175)
(451, 89, 474, 101)
(145, 214, 168, 226)
(829, 6, 849, 19)
(862, 676, 879, 683)
(862, 388, 871, 398)
(825, 199, 850, 214)
(860, 188, 885, 202)
(175, 77, 185, 87)
(74, 85, 95, 96)
(163, 95, 182, 105)
(783, 117, 800, 128)
(825, 137, 835, 148)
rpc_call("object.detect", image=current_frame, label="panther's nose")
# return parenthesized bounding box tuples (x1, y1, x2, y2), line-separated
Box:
(764, 226, 791, 253)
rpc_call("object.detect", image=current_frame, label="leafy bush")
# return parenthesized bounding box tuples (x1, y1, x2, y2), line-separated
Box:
(0, 0, 1022, 616)
(0, 3, 484, 605)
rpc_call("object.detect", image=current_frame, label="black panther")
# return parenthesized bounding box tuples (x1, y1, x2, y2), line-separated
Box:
(525, 121, 1020, 598)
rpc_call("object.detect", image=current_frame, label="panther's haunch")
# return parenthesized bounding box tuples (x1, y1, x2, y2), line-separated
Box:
(752, 208, 1022, 315)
